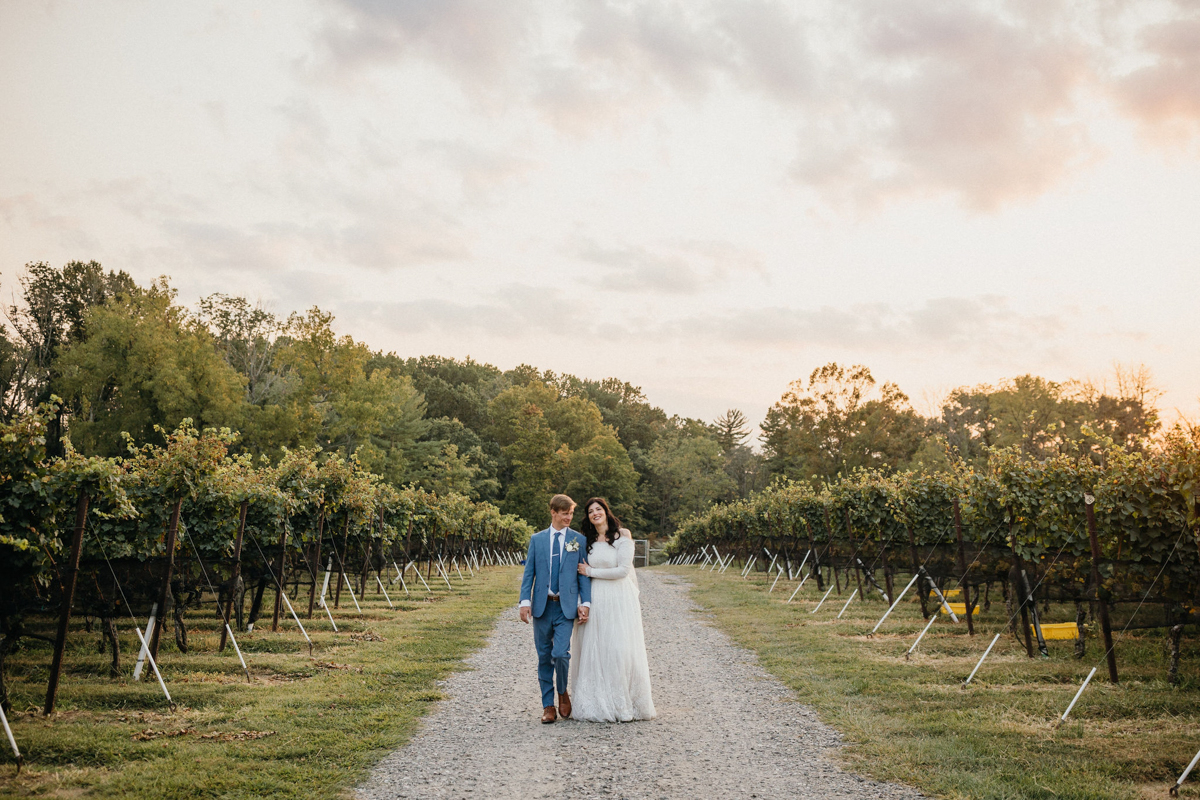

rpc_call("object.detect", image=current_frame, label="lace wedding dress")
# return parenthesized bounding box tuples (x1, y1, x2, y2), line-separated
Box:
(569, 537, 656, 722)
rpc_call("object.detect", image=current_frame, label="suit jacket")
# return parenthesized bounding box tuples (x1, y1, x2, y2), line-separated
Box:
(520, 527, 592, 619)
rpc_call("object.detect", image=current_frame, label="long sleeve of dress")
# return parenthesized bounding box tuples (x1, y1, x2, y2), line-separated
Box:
(587, 538, 634, 580)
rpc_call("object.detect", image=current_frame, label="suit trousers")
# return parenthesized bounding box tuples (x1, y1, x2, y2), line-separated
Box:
(533, 598, 573, 708)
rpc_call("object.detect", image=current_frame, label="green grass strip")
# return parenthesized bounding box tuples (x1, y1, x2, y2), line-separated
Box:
(674, 565, 1200, 800)
(0, 566, 519, 799)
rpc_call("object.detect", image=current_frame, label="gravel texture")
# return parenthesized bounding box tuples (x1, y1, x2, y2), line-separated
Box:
(357, 570, 925, 800)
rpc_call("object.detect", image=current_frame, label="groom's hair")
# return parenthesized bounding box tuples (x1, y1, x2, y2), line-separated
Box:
(549, 494, 575, 513)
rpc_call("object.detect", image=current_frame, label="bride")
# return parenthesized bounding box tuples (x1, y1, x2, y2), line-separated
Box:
(570, 497, 655, 722)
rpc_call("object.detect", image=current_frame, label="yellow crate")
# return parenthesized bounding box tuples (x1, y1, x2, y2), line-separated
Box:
(943, 588, 963, 601)
(940, 602, 978, 616)
(1038, 622, 1079, 640)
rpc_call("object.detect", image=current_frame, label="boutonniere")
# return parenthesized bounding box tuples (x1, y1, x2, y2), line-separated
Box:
(565, 540, 580, 553)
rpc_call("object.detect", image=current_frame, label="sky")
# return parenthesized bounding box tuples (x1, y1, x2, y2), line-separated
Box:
(2, 0, 1199, 430)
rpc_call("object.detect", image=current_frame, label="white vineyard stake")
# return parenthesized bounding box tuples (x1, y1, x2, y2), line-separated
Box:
(964, 633, 1002, 685)
(132, 603, 157, 682)
(872, 573, 922, 633)
(132, 625, 173, 707)
(1171, 744, 1200, 796)
(1, 702, 22, 768)
(341, 574, 363, 613)
(225, 623, 250, 681)
(769, 567, 784, 593)
(1060, 667, 1097, 722)
(927, 576, 959, 622)
(407, 561, 433, 593)
(837, 588, 859, 619)
(787, 571, 812, 603)
(812, 584, 836, 613)
(436, 560, 454, 591)
(741, 556, 757, 577)
(906, 613, 940, 657)
(375, 575, 395, 608)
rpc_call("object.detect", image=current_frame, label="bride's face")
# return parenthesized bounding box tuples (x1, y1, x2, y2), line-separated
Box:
(587, 503, 607, 529)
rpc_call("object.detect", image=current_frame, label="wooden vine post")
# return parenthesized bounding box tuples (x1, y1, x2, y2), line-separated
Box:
(905, 523, 930, 619)
(844, 509, 864, 602)
(1085, 494, 1119, 684)
(43, 490, 90, 716)
(824, 507, 841, 594)
(270, 519, 289, 632)
(335, 514, 350, 608)
(149, 497, 185, 661)
(953, 499, 975, 636)
(307, 506, 325, 618)
(219, 499, 249, 651)
(1008, 515, 1035, 658)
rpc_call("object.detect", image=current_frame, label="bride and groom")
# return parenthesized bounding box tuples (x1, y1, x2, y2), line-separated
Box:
(519, 494, 655, 724)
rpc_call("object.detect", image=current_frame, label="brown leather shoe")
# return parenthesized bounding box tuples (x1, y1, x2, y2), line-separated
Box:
(558, 692, 572, 719)
(541, 705, 557, 724)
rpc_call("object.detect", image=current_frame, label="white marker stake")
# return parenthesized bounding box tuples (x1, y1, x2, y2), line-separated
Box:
(133, 603, 157, 682)
(319, 597, 339, 632)
(812, 584, 837, 614)
(436, 560, 454, 591)
(872, 573, 922, 633)
(407, 561, 433, 593)
(391, 560, 403, 584)
(320, 559, 333, 604)
(342, 575, 363, 613)
(225, 623, 250, 681)
(709, 548, 722, 571)
(1172, 744, 1200, 795)
(787, 572, 812, 603)
(964, 633, 1003, 685)
(1060, 667, 1097, 722)
(375, 575, 395, 608)
(927, 576, 959, 622)
(766, 552, 778, 574)
(741, 555, 756, 577)
(769, 568, 783, 593)
(278, 588, 313, 647)
(132, 625, 173, 707)
(1, 702, 21, 765)
(906, 613, 940, 656)
(837, 588, 859, 619)
(719, 555, 735, 574)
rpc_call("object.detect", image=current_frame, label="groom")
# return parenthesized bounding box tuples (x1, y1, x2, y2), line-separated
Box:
(519, 494, 591, 724)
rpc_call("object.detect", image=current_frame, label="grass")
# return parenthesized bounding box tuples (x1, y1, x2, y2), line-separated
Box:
(667, 563, 1200, 800)
(0, 564, 521, 799)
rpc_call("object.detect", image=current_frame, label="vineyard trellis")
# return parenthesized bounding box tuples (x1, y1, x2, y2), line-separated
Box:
(0, 400, 531, 760)
(667, 429, 1200, 688)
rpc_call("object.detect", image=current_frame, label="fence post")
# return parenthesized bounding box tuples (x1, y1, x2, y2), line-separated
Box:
(44, 491, 90, 715)
(1085, 494, 1118, 684)
(149, 497, 184, 661)
(220, 499, 249, 650)
(952, 499, 975, 636)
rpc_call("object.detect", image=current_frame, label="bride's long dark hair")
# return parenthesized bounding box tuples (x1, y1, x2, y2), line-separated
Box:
(580, 497, 622, 554)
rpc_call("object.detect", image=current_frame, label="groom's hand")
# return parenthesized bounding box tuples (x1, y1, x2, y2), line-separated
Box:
(519, 606, 532, 624)
(577, 606, 589, 623)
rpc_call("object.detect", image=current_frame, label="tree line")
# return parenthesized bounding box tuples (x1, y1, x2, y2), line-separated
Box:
(1, 260, 1169, 536)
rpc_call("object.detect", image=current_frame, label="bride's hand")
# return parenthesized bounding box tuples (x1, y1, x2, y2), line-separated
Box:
(577, 563, 591, 576)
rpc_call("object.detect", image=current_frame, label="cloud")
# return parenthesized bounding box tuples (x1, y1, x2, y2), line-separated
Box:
(1112, 5, 1200, 144)
(308, 0, 1200, 209)
(574, 239, 766, 295)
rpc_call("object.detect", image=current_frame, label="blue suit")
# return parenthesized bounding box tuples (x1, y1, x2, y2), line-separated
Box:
(520, 527, 592, 707)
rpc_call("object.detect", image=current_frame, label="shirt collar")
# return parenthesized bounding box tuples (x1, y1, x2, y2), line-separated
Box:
(550, 526, 566, 536)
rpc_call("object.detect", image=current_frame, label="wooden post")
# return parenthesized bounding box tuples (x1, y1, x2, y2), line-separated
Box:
(271, 522, 289, 632)
(307, 507, 325, 619)
(906, 524, 930, 619)
(220, 500, 248, 651)
(149, 497, 184, 661)
(1086, 494, 1118, 684)
(335, 515, 350, 608)
(44, 491, 90, 716)
(953, 499, 975, 636)
(845, 510, 864, 602)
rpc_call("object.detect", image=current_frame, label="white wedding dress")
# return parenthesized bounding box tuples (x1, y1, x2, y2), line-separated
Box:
(570, 536, 656, 722)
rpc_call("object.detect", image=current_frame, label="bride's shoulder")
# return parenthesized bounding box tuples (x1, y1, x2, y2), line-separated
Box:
(617, 528, 633, 540)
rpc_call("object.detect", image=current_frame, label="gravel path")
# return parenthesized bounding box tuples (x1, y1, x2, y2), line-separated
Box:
(357, 570, 925, 800)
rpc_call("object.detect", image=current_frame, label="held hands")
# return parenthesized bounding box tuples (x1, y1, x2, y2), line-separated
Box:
(577, 562, 591, 576)
(577, 605, 589, 623)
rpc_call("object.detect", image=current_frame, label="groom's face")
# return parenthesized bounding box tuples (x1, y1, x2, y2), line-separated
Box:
(551, 505, 575, 530)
